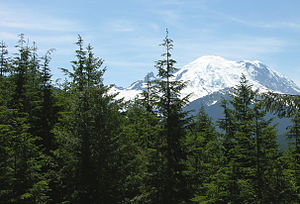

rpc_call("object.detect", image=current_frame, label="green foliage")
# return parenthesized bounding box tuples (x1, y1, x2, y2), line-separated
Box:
(0, 35, 59, 203)
(286, 112, 300, 201)
(214, 75, 286, 203)
(185, 106, 221, 202)
(0, 41, 10, 77)
(0, 107, 50, 203)
(120, 100, 164, 203)
(262, 89, 300, 202)
(0, 33, 298, 203)
(151, 29, 191, 203)
(261, 92, 300, 118)
(53, 35, 125, 203)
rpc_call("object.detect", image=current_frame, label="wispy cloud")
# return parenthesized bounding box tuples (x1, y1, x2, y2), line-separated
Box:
(155, 9, 181, 27)
(106, 19, 135, 32)
(0, 3, 81, 32)
(212, 12, 300, 31)
(149, 23, 161, 31)
(174, 36, 290, 66)
(0, 31, 76, 48)
(30, 35, 77, 44)
(108, 61, 151, 68)
(0, 18, 79, 32)
(0, 32, 18, 41)
(255, 21, 300, 30)
(217, 37, 289, 56)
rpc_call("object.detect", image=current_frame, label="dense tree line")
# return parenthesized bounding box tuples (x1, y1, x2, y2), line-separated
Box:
(0, 32, 299, 203)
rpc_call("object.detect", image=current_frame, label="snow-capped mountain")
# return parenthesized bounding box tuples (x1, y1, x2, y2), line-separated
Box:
(110, 72, 157, 101)
(111, 55, 300, 102)
(110, 55, 299, 147)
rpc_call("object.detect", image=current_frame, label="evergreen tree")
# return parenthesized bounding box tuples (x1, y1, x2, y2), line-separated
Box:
(152, 29, 191, 203)
(25, 42, 43, 141)
(216, 75, 282, 203)
(232, 76, 257, 202)
(262, 92, 299, 118)
(37, 49, 57, 153)
(0, 41, 9, 77)
(10, 36, 44, 141)
(0, 41, 12, 106)
(0, 99, 15, 202)
(54, 36, 124, 203)
(120, 99, 163, 203)
(262, 91, 300, 202)
(0, 36, 51, 203)
(219, 75, 256, 203)
(286, 111, 300, 202)
(211, 99, 240, 203)
(11, 34, 30, 111)
(253, 101, 283, 203)
(185, 106, 221, 203)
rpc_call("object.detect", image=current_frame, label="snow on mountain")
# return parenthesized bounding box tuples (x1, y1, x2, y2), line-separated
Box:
(110, 72, 156, 101)
(174, 55, 300, 101)
(111, 56, 300, 102)
(128, 72, 156, 90)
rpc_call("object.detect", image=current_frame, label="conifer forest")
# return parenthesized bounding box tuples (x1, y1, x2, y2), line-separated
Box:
(0, 33, 299, 203)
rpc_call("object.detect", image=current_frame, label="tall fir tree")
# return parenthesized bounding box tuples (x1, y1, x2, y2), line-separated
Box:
(253, 100, 283, 202)
(216, 75, 282, 203)
(152, 29, 191, 203)
(38, 49, 57, 153)
(185, 106, 221, 203)
(120, 99, 164, 203)
(0, 41, 9, 77)
(0, 36, 51, 203)
(286, 111, 300, 202)
(54, 36, 124, 203)
(11, 34, 30, 111)
(262, 91, 300, 202)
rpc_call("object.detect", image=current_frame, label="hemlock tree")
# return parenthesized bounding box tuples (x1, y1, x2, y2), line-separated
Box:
(288, 111, 300, 201)
(215, 76, 256, 203)
(152, 29, 191, 203)
(232, 76, 257, 203)
(0, 41, 9, 77)
(120, 99, 163, 203)
(0, 58, 15, 201)
(54, 36, 124, 203)
(262, 91, 300, 202)
(38, 49, 57, 154)
(0, 35, 51, 203)
(11, 34, 31, 112)
(216, 75, 282, 203)
(253, 101, 283, 203)
(185, 106, 221, 203)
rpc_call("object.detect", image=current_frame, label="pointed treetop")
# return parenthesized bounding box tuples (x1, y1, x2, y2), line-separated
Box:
(166, 28, 169, 38)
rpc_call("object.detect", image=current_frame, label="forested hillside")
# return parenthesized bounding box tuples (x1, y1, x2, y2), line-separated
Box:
(0, 33, 299, 203)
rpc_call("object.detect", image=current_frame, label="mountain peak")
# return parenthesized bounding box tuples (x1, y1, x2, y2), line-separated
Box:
(144, 72, 155, 82)
(127, 72, 156, 90)
(112, 55, 300, 102)
(188, 55, 234, 69)
(193, 55, 229, 62)
(174, 56, 300, 101)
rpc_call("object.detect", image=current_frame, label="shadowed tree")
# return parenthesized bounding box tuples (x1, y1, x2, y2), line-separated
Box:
(151, 29, 191, 203)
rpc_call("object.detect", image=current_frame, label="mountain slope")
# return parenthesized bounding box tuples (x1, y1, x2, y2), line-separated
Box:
(111, 55, 300, 102)
(174, 56, 300, 101)
(110, 55, 299, 148)
(110, 72, 156, 101)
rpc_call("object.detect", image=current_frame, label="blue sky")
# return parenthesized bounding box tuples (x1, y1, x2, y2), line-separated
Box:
(1, 0, 300, 87)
